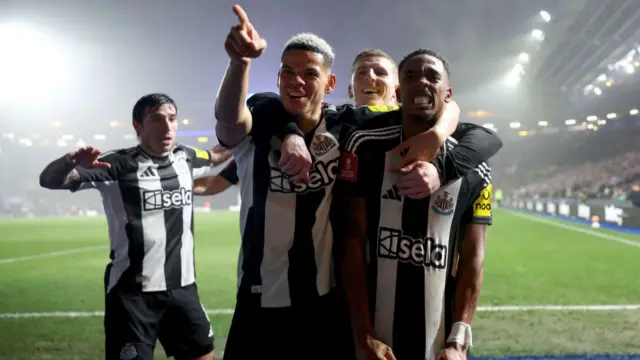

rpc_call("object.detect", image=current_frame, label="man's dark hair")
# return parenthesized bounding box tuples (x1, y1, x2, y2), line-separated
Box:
(282, 33, 335, 70)
(398, 48, 451, 81)
(350, 49, 397, 75)
(132, 93, 177, 125)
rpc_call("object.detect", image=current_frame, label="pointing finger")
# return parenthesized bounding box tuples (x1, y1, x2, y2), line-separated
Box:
(232, 5, 250, 27)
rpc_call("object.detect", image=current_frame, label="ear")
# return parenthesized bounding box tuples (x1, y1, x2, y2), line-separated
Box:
(325, 73, 337, 94)
(347, 83, 354, 99)
(445, 88, 453, 103)
(395, 86, 402, 104)
(276, 69, 281, 88)
(132, 120, 142, 136)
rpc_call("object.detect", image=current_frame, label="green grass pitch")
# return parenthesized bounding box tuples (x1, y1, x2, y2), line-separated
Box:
(0, 209, 639, 359)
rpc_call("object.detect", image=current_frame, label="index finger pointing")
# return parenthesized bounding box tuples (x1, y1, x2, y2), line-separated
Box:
(232, 4, 250, 26)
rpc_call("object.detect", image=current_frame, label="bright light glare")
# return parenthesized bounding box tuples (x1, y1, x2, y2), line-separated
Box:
(593, 87, 602, 95)
(606, 113, 617, 119)
(519, 53, 530, 63)
(0, 23, 71, 105)
(586, 116, 598, 121)
(623, 63, 635, 74)
(597, 74, 607, 82)
(597, 119, 607, 125)
(538, 121, 548, 127)
(540, 10, 551, 22)
(509, 122, 521, 129)
(631, 109, 639, 115)
(531, 29, 545, 41)
(565, 119, 576, 125)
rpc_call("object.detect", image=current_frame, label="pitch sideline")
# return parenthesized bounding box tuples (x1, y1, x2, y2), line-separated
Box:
(1, 304, 640, 319)
(0, 245, 109, 265)
(505, 210, 640, 248)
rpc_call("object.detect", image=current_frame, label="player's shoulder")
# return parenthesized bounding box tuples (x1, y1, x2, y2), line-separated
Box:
(97, 147, 137, 162)
(175, 143, 211, 162)
(341, 109, 402, 154)
(247, 92, 282, 111)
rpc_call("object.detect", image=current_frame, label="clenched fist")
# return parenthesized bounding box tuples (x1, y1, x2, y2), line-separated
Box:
(225, 5, 267, 64)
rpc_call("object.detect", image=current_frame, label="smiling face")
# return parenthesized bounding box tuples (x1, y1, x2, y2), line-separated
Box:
(278, 49, 336, 118)
(397, 54, 452, 121)
(349, 55, 398, 107)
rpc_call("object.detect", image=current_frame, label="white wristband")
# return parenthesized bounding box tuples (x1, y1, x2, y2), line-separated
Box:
(446, 322, 472, 348)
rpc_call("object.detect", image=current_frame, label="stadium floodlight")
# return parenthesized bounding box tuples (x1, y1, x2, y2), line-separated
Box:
(586, 115, 598, 121)
(509, 122, 521, 129)
(565, 119, 576, 125)
(597, 119, 607, 125)
(538, 121, 548, 127)
(197, 136, 208, 143)
(519, 52, 530, 63)
(109, 121, 120, 128)
(540, 10, 551, 22)
(93, 134, 106, 140)
(531, 29, 545, 41)
(623, 63, 635, 74)
(587, 123, 594, 130)
(631, 109, 639, 115)
(597, 74, 607, 82)
(0, 22, 70, 105)
(606, 113, 617, 119)
(593, 87, 602, 95)
(182, 119, 190, 125)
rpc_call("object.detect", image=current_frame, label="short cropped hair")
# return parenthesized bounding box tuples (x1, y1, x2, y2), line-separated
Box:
(398, 48, 451, 80)
(132, 93, 177, 125)
(350, 49, 397, 74)
(283, 32, 335, 69)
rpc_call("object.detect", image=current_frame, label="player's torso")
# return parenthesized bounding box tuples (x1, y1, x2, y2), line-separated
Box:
(357, 135, 470, 360)
(104, 147, 197, 291)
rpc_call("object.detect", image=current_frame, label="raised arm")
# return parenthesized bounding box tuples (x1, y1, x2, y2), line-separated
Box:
(215, 5, 267, 148)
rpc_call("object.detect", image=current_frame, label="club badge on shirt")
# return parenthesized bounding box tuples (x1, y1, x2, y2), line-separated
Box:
(339, 153, 358, 182)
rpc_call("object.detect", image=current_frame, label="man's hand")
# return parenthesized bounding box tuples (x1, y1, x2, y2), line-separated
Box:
(436, 344, 467, 360)
(210, 144, 232, 166)
(279, 134, 311, 183)
(224, 5, 267, 64)
(395, 161, 441, 199)
(388, 129, 443, 172)
(70, 147, 110, 169)
(355, 335, 396, 360)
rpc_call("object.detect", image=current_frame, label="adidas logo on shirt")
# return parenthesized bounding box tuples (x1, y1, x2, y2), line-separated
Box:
(382, 185, 402, 201)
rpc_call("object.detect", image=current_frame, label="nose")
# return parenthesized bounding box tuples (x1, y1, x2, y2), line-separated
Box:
(287, 75, 305, 86)
(364, 69, 376, 82)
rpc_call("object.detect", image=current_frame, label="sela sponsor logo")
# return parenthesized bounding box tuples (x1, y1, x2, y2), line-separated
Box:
(310, 133, 337, 157)
(432, 191, 455, 216)
(270, 157, 340, 194)
(378, 227, 447, 269)
(142, 187, 193, 211)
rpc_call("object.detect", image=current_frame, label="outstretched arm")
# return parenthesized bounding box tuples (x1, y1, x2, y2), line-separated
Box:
(39, 154, 80, 190)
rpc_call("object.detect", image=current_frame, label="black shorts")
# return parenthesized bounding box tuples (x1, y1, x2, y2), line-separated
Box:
(224, 288, 355, 360)
(104, 283, 214, 360)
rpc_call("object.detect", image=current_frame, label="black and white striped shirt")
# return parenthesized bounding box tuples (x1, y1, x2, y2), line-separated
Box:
(335, 110, 493, 360)
(69, 144, 215, 293)
(224, 92, 345, 308)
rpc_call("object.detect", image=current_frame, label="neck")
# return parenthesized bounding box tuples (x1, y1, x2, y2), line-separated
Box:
(402, 113, 436, 140)
(298, 105, 324, 134)
(139, 143, 171, 158)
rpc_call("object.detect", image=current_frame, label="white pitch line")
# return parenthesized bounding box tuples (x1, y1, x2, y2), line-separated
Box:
(0, 245, 108, 265)
(506, 210, 640, 248)
(1, 304, 639, 319)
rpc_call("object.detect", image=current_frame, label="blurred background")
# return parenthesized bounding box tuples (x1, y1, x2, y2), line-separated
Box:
(1, 0, 639, 359)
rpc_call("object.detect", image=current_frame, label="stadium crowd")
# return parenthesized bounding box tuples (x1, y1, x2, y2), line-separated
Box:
(492, 116, 640, 206)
